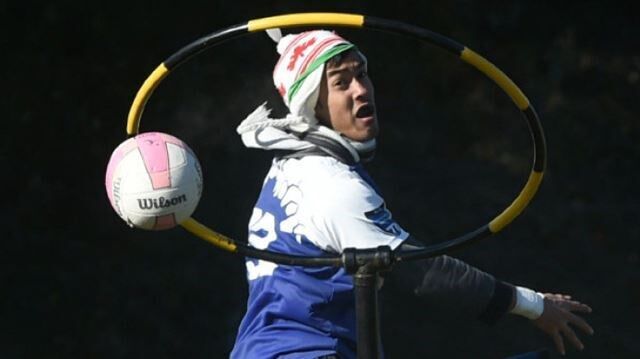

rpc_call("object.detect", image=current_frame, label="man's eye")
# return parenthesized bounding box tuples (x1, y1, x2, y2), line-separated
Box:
(333, 79, 346, 88)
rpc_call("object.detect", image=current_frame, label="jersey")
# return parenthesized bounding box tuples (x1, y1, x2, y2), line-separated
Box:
(231, 156, 409, 359)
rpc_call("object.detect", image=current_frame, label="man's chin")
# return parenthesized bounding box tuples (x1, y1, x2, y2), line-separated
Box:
(356, 129, 379, 142)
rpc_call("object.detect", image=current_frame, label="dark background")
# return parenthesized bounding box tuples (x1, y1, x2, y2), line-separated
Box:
(3, 0, 638, 358)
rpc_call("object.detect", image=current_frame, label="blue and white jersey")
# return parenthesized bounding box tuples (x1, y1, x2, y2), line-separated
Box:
(231, 156, 409, 359)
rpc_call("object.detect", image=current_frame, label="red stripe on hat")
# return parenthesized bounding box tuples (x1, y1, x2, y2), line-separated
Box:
(273, 31, 313, 77)
(296, 37, 344, 79)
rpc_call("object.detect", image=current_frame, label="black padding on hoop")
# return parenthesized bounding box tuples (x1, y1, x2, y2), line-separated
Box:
(364, 16, 464, 56)
(523, 106, 546, 172)
(165, 24, 249, 69)
(397, 225, 493, 261)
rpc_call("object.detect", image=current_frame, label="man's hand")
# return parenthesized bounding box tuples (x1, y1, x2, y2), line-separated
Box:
(533, 293, 593, 356)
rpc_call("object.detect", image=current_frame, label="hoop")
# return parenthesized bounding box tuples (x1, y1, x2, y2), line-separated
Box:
(125, 13, 546, 263)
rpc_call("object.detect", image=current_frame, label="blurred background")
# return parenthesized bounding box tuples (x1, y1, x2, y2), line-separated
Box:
(3, 0, 638, 357)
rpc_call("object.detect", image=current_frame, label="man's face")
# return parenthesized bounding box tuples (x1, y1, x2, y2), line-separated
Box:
(314, 50, 378, 142)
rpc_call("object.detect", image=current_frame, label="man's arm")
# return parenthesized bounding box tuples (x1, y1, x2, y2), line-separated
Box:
(394, 254, 512, 322)
(394, 238, 512, 323)
(393, 238, 593, 355)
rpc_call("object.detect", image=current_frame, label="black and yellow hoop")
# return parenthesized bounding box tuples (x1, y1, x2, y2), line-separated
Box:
(125, 12, 546, 264)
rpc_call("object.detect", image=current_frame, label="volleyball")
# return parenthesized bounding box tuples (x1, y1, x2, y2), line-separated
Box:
(105, 132, 203, 230)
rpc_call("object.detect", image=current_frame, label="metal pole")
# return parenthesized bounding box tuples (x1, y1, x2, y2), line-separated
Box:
(354, 264, 382, 359)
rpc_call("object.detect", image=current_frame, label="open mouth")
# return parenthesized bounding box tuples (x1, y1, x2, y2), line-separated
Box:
(356, 104, 375, 118)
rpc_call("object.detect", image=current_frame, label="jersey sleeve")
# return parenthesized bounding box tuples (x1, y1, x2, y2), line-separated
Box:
(304, 173, 409, 253)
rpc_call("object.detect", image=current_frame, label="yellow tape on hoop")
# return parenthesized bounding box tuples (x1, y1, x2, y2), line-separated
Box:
(181, 217, 238, 252)
(248, 13, 364, 31)
(460, 48, 530, 111)
(489, 171, 543, 233)
(127, 64, 170, 135)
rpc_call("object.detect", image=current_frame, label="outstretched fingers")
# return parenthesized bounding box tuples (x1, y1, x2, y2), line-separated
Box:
(561, 323, 584, 353)
(551, 329, 566, 356)
(534, 294, 594, 355)
(569, 300, 593, 313)
(547, 293, 592, 313)
(568, 311, 595, 335)
(563, 299, 592, 313)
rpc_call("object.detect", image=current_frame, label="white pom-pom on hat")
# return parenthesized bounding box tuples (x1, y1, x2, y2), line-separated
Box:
(275, 33, 299, 55)
(265, 28, 282, 43)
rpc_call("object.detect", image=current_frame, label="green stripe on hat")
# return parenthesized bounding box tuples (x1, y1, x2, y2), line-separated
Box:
(287, 43, 355, 103)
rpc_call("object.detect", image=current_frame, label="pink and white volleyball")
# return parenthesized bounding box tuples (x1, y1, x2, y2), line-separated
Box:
(105, 132, 203, 230)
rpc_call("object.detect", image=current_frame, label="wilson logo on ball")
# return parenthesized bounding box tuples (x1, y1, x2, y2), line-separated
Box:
(137, 194, 188, 210)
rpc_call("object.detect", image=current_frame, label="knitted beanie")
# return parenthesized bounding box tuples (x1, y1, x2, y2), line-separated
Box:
(271, 30, 355, 123)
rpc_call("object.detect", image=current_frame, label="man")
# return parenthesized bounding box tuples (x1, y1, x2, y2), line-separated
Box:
(231, 29, 592, 358)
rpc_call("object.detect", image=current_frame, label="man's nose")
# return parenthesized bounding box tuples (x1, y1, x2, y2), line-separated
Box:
(352, 79, 369, 100)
